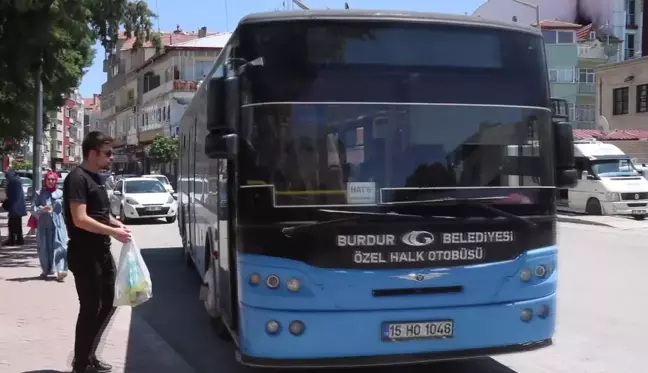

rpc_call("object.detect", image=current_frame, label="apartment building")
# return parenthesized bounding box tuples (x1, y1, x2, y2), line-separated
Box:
(83, 94, 102, 136)
(100, 25, 229, 173)
(48, 89, 83, 170)
(473, 0, 646, 61)
(596, 55, 648, 130)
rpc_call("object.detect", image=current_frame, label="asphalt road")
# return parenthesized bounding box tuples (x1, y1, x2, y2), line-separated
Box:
(124, 220, 648, 373)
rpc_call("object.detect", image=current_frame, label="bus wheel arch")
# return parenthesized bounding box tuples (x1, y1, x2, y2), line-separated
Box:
(586, 198, 603, 215)
(204, 232, 231, 341)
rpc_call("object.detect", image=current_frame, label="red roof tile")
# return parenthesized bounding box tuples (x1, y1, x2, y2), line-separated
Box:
(576, 24, 593, 40)
(573, 129, 605, 140)
(573, 129, 648, 141)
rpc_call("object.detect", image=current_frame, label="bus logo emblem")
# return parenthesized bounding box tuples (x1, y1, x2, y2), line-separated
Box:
(401, 231, 435, 247)
(392, 272, 448, 282)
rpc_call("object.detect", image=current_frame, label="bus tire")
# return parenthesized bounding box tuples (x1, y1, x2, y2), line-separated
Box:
(204, 240, 231, 341)
(633, 214, 646, 220)
(585, 198, 602, 215)
(166, 215, 177, 223)
(180, 226, 192, 267)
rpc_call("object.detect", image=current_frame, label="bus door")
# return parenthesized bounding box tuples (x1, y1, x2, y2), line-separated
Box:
(216, 158, 236, 329)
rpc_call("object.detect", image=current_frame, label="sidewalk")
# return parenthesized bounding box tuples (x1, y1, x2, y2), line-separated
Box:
(0, 213, 195, 373)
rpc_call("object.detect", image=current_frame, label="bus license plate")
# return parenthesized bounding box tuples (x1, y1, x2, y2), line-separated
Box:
(632, 209, 647, 215)
(382, 320, 454, 341)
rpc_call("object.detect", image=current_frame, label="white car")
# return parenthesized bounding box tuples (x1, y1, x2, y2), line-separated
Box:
(110, 177, 177, 223)
(142, 174, 175, 194)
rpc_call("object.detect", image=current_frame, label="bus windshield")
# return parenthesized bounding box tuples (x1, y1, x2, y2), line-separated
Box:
(242, 103, 554, 207)
(237, 21, 553, 210)
(238, 20, 549, 106)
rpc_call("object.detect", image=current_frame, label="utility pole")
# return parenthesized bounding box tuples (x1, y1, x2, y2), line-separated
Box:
(32, 64, 44, 191)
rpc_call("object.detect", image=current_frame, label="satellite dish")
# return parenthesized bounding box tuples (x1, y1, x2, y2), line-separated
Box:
(597, 115, 610, 133)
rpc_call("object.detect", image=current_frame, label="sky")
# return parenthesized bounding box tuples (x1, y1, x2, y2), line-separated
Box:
(78, 0, 486, 97)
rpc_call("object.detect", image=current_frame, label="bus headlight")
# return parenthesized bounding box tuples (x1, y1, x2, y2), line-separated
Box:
(520, 268, 532, 282)
(537, 305, 550, 318)
(266, 275, 280, 289)
(289, 320, 305, 336)
(534, 265, 547, 278)
(286, 278, 301, 292)
(266, 320, 280, 334)
(249, 273, 261, 286)
(520, 308, 533, 322)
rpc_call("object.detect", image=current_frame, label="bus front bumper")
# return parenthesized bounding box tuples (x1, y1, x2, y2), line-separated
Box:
(237, 293, 555, 368)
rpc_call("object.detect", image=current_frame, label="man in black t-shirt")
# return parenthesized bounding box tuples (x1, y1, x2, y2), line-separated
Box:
(63, 131, 131, 373)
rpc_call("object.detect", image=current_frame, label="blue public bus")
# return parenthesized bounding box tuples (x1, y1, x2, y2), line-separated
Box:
(177, 9, 577, 368)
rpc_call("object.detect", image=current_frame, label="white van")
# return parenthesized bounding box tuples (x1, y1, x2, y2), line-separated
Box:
(557, 140, 648, 220)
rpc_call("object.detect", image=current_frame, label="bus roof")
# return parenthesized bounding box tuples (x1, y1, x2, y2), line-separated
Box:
(239, 9, 542, 36)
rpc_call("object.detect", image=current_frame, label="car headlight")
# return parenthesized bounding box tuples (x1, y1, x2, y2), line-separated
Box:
(125, 197, 139, 205)
(167, 195, 175, 204)
(605, 192, 620, 202)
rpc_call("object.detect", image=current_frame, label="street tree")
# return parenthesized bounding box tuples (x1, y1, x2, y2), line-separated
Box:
(149, 135, 179, 165)
(0, 0, 161, 141)
(11, 159, 33, 171)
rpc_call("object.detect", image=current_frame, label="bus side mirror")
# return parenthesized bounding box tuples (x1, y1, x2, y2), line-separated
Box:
(205, 132, 238, 159)
(206, 77, 226, 131)
(554, 121, 578, 188)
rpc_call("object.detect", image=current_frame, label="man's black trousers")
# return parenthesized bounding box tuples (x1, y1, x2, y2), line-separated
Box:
(69, 247, 116, 371)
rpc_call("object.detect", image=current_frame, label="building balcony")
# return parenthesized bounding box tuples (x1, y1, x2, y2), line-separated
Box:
(578, 83, 596, 94)
(115, 98, 136, 114)
(142, 79, 199, 105)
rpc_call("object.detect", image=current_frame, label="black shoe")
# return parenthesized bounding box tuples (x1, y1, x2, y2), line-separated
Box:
(89, 357, 112, 372)
(72, 358, 112, 373)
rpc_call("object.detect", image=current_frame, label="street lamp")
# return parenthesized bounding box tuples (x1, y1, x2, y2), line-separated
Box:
(512, 0, 541, 30)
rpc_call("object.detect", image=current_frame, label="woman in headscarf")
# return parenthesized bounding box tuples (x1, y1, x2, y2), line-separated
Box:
(31, 171, 69, 281)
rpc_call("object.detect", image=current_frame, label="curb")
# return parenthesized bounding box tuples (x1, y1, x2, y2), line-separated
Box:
(557, 216, 613, 227)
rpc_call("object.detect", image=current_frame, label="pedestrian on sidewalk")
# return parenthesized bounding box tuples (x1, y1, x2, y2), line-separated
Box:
(1, 169, 27, 246)
(32, 170, 69, 281)
(64, 131, 131, 373)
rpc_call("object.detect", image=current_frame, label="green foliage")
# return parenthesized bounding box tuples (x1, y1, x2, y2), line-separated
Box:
(149, 135, 178, 164)
(0, 0, 159, 142)
(11, 159, 33, 171)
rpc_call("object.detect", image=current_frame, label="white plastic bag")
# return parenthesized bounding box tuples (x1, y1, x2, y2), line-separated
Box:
(114, 238, 153, 307)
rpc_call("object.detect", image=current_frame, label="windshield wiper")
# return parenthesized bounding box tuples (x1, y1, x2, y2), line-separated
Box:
(281, 209, 453, 238)
(385, 197, 536, 228)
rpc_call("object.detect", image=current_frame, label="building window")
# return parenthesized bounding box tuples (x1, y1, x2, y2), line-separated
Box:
(625, 34, 636, 59)
(637, 84, 648, 113)
(578, 68, 595, 84)
(548, 68, 575, 83)
(613, 87, 629, 115)
(626, 0, 636, 25)
(542, 30, 575, 44)
(575, 104, 595, 122)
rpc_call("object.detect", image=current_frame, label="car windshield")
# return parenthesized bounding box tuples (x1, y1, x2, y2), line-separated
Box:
(125, 180, 167, 194)
(591, 159, 641, 177)
(21, 177, 32, 185)
(150, 176, 169, 185)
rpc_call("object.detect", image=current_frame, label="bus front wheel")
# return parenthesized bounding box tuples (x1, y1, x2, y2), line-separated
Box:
(203, 241, 232, 341)
(633, 214, 646, 220)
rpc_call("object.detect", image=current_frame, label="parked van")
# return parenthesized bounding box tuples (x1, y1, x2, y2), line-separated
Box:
(557, 140, 648, 220)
